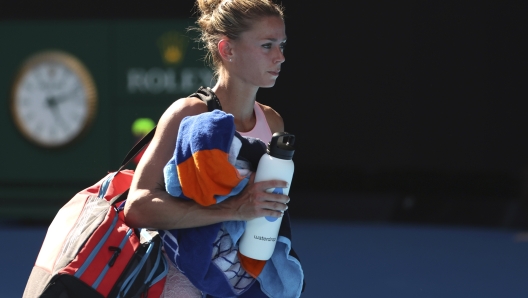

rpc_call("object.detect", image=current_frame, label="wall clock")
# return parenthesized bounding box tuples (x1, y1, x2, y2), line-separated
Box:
(10, 50, 97, 148)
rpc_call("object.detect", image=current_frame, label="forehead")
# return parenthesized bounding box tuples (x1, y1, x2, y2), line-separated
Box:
(241, 16, 286, 41)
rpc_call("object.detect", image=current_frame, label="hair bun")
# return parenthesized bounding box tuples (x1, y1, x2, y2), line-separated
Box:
(196, 0, 224, 16)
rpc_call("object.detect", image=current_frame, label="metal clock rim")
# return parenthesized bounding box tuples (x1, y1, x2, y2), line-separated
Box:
(10, 50, 98, 149)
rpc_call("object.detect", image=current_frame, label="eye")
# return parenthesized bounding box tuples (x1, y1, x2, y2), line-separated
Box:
(280, 42, 286, 51)
(262, 43, 272, 49)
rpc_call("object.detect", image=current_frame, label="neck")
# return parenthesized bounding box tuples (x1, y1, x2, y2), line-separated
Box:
(212, 73, 258, 122)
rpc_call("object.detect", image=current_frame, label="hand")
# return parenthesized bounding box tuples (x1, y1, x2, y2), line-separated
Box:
(220, 173, 290, 221)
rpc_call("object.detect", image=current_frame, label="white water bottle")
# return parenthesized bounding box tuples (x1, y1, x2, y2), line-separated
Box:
(239, 132, 295, 260)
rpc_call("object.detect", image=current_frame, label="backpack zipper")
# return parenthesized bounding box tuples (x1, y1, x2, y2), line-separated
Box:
(92, 228, 133, 289)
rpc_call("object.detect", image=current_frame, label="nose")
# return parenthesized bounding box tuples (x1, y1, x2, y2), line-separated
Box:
(274, 46, 285, 64)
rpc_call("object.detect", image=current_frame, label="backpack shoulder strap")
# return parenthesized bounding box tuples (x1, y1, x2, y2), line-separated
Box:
(188, 86, 223, 111)
(117, 87, 221, 171)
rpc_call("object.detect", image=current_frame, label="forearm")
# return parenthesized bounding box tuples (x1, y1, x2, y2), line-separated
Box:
(124, 188, 236, 230)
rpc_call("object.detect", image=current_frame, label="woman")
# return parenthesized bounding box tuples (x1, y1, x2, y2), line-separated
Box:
(124, 0, 292, 296)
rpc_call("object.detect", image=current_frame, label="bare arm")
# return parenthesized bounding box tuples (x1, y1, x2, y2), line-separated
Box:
(124, 98, 289, 230)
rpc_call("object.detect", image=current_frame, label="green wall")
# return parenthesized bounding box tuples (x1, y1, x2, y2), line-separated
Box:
(0, 20, 212, 221)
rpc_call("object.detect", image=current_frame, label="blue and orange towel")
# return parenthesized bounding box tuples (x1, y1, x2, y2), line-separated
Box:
(160, 110, 304, 297)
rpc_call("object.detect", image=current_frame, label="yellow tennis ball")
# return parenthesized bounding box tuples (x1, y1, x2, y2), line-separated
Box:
(132, 118, 155, 136)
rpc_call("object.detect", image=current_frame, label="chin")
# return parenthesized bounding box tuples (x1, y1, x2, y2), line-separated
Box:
(260, 80, 277, 88)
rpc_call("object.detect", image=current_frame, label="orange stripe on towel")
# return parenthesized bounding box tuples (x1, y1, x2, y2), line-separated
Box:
(177, 149, 244, 206)
(238, 252, 266, 278)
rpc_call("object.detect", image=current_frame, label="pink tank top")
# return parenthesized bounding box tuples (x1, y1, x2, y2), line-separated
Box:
(237, 102, 273, 144)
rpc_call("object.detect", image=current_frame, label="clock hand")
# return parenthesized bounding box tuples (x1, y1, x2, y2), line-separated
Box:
(53, 87, 82, 104)
(46, 97, 70, 131)
(46, 96, 58, 108)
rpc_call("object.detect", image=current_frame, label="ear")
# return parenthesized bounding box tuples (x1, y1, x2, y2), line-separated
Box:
(218, 38, 234, 62)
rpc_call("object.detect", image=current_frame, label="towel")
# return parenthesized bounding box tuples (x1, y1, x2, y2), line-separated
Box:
(160, 110, 304, 298)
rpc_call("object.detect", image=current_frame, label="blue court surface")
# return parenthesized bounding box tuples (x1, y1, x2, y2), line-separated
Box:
(2, 220, 528, 298)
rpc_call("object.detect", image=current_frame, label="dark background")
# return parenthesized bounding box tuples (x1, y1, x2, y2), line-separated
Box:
(2, 1, 528, 228)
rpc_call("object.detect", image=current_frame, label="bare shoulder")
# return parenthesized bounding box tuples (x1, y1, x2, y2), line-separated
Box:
(158, 96, 208, 128)
(257, 102, 284, 134)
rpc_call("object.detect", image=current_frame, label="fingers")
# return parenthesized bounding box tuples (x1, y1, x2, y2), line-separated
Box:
(246, 176, 290, 204)
(223, 176, 291, 221)
(268, 201, 288, 213)
(255, 201, 287, 219)
(258, 197, 289, 219)
(263, 209, 285, 219)
(252, 188, 289, 205)
(253, 179, 289, 192)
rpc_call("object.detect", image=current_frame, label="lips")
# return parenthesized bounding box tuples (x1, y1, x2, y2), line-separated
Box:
(268, 70, 280, 76)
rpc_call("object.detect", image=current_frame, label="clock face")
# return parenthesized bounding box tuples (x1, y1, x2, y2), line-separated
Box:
(11, 51, 97, 148)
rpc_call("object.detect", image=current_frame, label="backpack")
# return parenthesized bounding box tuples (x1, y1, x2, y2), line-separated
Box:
(23, 87, 222, 298)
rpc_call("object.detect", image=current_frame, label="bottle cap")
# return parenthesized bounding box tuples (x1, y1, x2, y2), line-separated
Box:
(268, 132, 295, 160)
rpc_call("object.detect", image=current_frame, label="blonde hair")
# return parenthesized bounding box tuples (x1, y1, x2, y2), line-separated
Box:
(193, 0, 284, 76)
